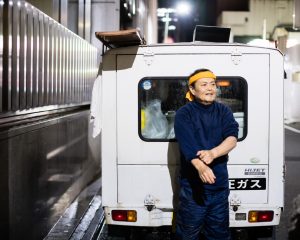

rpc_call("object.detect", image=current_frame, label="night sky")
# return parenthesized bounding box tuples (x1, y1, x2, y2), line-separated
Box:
(157, 0, 249, 42)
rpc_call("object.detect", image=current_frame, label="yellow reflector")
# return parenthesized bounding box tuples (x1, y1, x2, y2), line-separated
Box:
(141, 109, 146, 130)
(127, 210, 137, 222)
(248, 211, 258, 222)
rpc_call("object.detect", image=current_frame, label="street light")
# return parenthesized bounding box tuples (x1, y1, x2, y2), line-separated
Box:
(176, 2, 191, 15)
(157, 1, 192, 42)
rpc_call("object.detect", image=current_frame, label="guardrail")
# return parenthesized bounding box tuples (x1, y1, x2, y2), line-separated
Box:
(0, 1, 98, 115)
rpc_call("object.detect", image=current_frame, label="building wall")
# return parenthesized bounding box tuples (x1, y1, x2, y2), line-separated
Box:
(218, 0, 294, 39)
(90, 0, 120, 50)
(130, 0, 157, 44)
(26, 0, 55, 18)
(26, 0, 157, 49)
(0, 2, 99, 238)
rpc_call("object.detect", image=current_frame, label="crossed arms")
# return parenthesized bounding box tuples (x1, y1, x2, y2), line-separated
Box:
(191, 136, 237, 184)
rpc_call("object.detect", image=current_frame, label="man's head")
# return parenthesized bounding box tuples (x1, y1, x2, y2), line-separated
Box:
(186, 69, 217, 105)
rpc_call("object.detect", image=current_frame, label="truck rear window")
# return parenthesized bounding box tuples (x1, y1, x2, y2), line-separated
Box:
(138, 77, 247, 142)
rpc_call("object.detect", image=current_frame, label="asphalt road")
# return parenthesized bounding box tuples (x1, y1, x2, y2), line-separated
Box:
(275, 129, 300, 240)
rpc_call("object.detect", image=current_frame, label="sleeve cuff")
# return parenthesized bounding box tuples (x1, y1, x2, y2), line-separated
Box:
(187, 154, 199, 162)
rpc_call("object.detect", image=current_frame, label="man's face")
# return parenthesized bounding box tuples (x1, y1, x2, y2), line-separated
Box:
(189, 77, 216, 105)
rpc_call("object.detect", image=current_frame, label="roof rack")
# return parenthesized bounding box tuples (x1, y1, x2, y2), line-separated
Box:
(95, 29, 146, 50)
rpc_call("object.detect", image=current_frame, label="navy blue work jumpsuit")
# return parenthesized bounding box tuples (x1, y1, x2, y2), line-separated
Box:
(174, 101, 239, 240)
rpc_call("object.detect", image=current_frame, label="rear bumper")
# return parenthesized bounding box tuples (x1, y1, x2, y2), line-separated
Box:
(104, 205, 282, 227)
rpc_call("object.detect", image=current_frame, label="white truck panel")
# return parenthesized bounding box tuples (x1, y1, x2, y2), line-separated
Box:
(101, 43, 284, 229)
(268, 51, 285, 207)
(228, 165, 268, 204)
(102, 55, 118, 206)
(117, 165, 177, 207)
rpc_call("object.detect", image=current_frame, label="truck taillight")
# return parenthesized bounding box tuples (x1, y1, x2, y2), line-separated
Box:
(248, 211, 274, 222)
(111, 210, 137, 222)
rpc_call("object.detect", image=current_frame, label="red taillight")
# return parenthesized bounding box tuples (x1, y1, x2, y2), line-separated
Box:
(111, 210, 137, 222)
(248, 211, 274, 222)
(112, 210, 127, 221)
(258, 211, 274, 222)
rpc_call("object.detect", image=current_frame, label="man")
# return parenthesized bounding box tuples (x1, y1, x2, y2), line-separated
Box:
(174, 69, 239, 240)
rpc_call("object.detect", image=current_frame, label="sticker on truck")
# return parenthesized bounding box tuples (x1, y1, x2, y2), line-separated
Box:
(229, 178, 266, 190)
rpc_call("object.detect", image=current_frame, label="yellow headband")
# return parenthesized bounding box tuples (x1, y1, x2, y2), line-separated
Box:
(188, 71, 216, 86)
(186, 70, 216, 101)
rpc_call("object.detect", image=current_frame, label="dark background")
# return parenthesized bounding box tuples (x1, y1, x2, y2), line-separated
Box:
(157, 0, 249, 42)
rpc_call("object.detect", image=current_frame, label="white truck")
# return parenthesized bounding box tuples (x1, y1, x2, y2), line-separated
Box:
(97, 30, 284, 238)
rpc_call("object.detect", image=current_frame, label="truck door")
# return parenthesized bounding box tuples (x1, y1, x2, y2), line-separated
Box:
(116, 51, 269, 206)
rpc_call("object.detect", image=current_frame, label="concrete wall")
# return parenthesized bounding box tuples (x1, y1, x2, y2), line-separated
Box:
(26, 0, 55, 18)
(218, 0, 294, 39)
(90, 0, 120, 49)
(0, 110, 99, 239)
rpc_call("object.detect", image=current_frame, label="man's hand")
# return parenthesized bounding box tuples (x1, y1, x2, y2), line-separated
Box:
(196, 136, 237, 165)
(191, 159, 216, 184)
(197, 150, 216, 165)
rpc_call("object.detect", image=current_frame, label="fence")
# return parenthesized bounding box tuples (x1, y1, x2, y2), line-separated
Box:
(0, 0, 98, 115)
